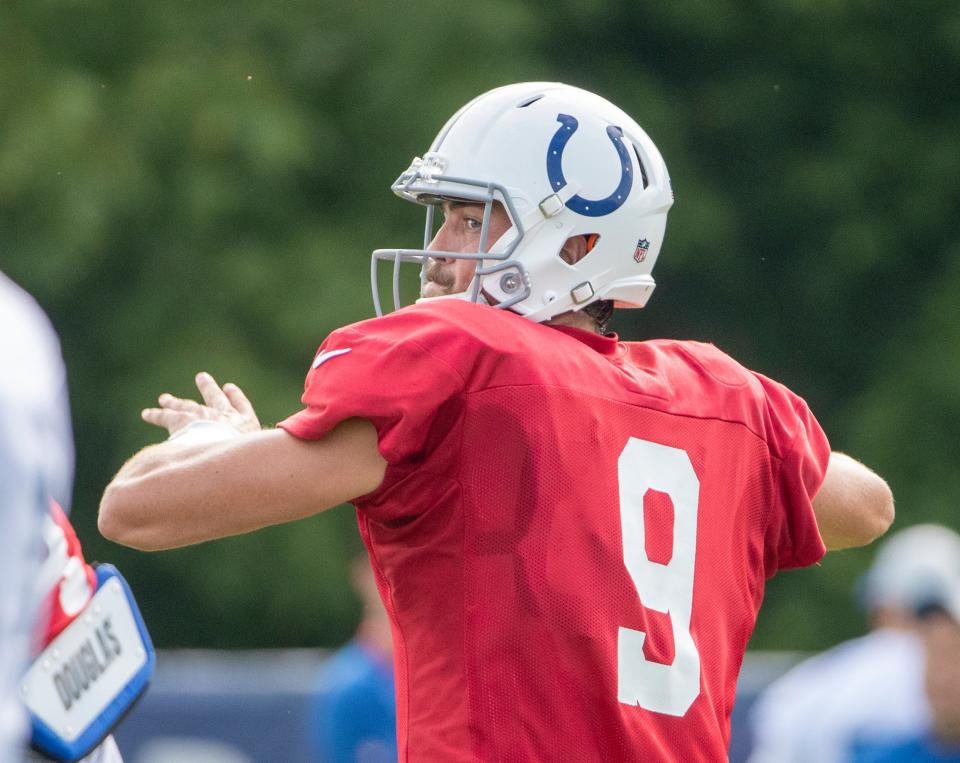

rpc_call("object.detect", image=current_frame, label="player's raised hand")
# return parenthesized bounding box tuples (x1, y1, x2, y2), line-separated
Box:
(141, 372, 261, 436)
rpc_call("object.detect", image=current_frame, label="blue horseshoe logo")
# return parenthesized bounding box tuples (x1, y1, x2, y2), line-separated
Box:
(546, 113, 633, 217)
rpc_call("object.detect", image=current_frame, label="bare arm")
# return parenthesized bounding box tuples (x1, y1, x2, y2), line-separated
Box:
(98, 373, 386, 551)
(812, 452, 894, 550)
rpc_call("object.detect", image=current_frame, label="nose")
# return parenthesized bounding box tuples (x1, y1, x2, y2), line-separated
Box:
(427, 219, 456, 261)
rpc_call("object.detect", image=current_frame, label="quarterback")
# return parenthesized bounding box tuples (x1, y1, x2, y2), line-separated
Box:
(99, 83, 894, 761)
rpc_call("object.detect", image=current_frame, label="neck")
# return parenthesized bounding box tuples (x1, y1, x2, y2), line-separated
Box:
(545, 309, 600, 334)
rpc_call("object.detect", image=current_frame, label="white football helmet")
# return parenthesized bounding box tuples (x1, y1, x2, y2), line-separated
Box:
(371, 82, 673, 322)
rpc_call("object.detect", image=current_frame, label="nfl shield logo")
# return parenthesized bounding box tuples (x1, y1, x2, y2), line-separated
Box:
(634, 238, 650, 263)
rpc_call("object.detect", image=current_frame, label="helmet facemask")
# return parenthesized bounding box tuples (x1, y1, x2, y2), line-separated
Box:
(371, 155, 534, 316)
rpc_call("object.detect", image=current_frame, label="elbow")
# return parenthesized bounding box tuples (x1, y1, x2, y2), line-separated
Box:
(98, 483, 160, 551)
(98, 484, 130, 545)
(98, 485, 119, 540)
(842, 474, 895, 550)
(815, 456, 896, 551)
(813, 468, 894, 550)
(867, 477, 895, 543)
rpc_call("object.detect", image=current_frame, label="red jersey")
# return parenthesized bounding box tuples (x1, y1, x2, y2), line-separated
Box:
(279, 300, 829, 762)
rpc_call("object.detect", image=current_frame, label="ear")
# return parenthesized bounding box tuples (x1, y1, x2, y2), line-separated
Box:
(559, 235, 588, 265)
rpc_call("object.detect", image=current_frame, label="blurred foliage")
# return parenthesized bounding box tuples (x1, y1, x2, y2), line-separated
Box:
(1, 0, 957, 651)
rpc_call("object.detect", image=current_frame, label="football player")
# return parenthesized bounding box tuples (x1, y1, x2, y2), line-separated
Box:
(99, 82, 894, 761)
(1, 271, 74, 763)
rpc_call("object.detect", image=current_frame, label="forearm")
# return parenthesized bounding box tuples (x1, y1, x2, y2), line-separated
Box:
(100, 372, 385, 550)
(111, 439, 208, 482)
(99, 421, 385, 551)
(100, 372, 278, 549)
(99, 436, 268, 550)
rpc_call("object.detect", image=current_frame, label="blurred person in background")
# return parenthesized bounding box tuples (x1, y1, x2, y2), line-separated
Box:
(851, 595, 960, 762)
(920, 606, 960, 760)
(99, 82, 894, 760)
(1, 272, 133, 763)
(309, 553, 396, 763)
(0, 271, 74, 761)
(748, 523, 960, 763)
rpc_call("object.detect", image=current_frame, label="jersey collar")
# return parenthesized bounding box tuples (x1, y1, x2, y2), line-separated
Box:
(551, 324, 620, 356)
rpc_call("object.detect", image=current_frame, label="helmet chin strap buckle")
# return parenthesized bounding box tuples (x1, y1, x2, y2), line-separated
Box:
(539, 193, 565, 218)
(571, 281, 595, 304)
(538, 184, 580, 220)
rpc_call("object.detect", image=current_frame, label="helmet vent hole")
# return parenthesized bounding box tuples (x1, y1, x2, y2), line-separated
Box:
(516, 94, 545, 108)
(633, 145, 650, 189)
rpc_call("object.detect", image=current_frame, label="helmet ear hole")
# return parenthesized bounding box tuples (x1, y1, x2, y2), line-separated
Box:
(559, 234, 601, 266)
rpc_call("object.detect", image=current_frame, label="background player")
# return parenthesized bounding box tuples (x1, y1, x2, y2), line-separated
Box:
(749, 524, 960, 762)
(308, 552, 396, 763)
(98, 82, 894, 760)
(1, 272, 139, 762)
(0, 271, 74, 762)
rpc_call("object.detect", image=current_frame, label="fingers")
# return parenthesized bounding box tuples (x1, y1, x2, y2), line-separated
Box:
(143, 373, 257, 435)
(142, 406, 190, 432)
(157, 393, 203, 414)
(223, 382, 255, 417)
(144, 388, 210, 434)
(195, 372, 231, 411)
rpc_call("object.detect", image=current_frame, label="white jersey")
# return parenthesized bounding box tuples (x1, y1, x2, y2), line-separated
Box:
(0, 272, 74, 762)
(747, 628, 929, 763)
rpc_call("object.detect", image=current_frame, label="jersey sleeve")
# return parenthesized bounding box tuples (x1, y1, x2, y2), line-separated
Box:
(277, 315, 466, 500)
(753, 372, 831, 572)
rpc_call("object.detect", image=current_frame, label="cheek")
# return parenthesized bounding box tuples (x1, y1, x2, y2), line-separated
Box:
(453, 258, 478, 289)
(491, 219, 513, 245)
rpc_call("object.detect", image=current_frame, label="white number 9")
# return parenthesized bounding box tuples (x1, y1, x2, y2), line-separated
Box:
(617, 437, 701, 716)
